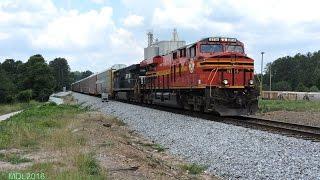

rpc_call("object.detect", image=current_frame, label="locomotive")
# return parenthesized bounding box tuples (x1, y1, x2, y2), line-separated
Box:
(72, 31, 259, 116)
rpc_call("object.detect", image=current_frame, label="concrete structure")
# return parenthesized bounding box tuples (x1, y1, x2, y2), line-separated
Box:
(144, 29, 186, 60)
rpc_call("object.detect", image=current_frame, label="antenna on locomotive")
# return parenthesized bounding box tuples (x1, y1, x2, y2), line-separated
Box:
(172, 28, 179, 41)
(147, 30, 154, 47)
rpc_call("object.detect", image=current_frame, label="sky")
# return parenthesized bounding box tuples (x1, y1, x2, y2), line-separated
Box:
(1, 0, 320, 73)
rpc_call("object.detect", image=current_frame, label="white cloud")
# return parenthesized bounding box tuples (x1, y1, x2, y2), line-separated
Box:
(32, 7, 115, 50)
(0, 0, 57, 27)
(90, 0, 107, 4)
(0, 32, 10, 40)
(2, 0, 320, 72)
(123, 14, 144, 27)
(0, 0, 144, 71)
(109, 28, 143, 61)
(149, 0, 320, 69)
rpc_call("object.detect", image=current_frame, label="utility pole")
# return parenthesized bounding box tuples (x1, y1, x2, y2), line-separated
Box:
(269, 63, 272, 91)
(260, 52, 265, 95)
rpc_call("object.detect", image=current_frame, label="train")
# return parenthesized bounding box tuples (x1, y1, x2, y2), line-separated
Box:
(72, 31, 259, 116)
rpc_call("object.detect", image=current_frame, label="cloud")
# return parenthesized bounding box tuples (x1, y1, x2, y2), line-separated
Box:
(90, 0, 107, 4)
(150, 0, 320, 70)
(123, 14, 144, 27)
(1, 0, 320, 73)
(31, 7, 115, 50)
(0, 32, 10, 40)
(0, 0, 145, 71)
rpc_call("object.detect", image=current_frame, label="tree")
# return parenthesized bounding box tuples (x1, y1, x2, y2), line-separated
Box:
(22, 54, 56, 101)
(81, 70, 93, 79)
(0, 68, 15, 103)
(263, 51, 320, 91)
(273, 81, 291, 91)
(17, 89, 32, 103)
(296, 83, 309, 92)
(309, 86, 319, 92)
(49, 57, 71, 91)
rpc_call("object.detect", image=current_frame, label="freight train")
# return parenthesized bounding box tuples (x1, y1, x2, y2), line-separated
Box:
(72, 31, 259, 116)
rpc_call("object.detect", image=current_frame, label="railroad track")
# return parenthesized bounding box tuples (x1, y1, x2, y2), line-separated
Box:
(107, 99, 320, 141)
(232, 116, 320, 141)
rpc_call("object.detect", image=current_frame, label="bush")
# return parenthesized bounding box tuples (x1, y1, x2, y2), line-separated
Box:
(309, 85, 319, 92)
(17, 89, 32, 103)
(5, 95, 15, 103)
(36, 88, 53, 102)
(296, 83, 309, 92)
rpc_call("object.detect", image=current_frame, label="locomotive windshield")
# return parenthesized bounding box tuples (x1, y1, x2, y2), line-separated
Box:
(200, 44, 223, 53)
(226, 45, 244, 53)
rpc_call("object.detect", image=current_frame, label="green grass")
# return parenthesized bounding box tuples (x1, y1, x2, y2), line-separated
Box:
(0, 103, 85, 150)
(76, 153, 101, 176)
(180, 163, 207, 175)
(0, 153, 31, 164)
(0, 101, 41, 116)
(259, 100, 320, 113)
(99, 140, 114, 148)
(142, 143, 166, 152)
(0, 160, 105, 180)
(0, 103, 108, 179)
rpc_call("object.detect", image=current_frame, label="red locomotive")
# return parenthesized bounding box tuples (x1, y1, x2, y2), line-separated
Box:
(72, 31, 259, 116)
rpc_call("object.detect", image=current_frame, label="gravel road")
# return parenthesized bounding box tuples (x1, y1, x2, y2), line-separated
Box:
(73, 93, 320, 180)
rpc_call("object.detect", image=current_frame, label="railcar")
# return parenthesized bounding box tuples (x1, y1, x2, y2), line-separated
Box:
(113, 64, 141, 101)
(71, 74, 97, 95)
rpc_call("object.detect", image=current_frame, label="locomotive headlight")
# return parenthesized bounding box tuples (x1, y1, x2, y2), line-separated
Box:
(249, 79, 254, 85)
(222, 79, 229, 85)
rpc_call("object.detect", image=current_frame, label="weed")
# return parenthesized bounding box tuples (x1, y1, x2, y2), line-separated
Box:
(76, 153, 101, 175)
(180, 163, 207, 175)
(0, 104, 108, 179)
(76, 136, 87, 146)
(99, 140, 114, 147)
(0, 153, 31, 164)
(29, 162, 55, 172)
(0, 103, 85, 149)
(0, 101, 41, 116)
(142, 143, 166, 152)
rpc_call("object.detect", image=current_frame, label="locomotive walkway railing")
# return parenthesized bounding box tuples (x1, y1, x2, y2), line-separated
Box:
(209, 68, 219, 97)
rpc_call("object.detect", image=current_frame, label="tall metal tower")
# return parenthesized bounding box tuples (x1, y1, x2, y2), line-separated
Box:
(147, 30, 154, 47)
(172, 28, 179, 41)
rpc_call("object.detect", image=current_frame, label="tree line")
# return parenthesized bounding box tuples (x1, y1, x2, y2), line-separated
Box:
(0, 54, 93, 103)
(261, 51, 320, 92)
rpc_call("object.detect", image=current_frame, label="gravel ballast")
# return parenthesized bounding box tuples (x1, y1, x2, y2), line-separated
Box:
(73, 93, 320, 179)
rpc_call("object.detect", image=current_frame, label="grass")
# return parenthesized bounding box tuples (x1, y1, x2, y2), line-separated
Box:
(0, 153, 31, 164)
(0, 103, 84, 149)
(142, 143, 166, 152)
(0, 101, 41, 116)
(180, 163, 207, 175)
(0, 103, 107, 179)
(76, 153, 101, 176)
(99, 140, 114, 148)
(259, 99, 320, 113)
